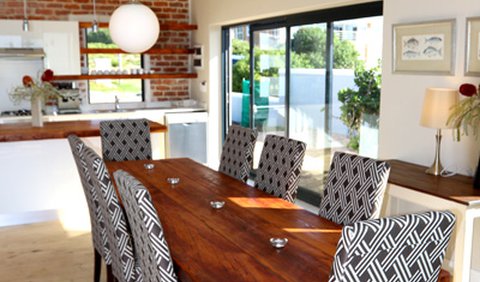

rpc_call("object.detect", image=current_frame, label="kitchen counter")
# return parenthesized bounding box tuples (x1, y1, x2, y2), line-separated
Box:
(0, 120, 167, 142)
(0, 105, 206, 124)
(0, 105, 205, 227)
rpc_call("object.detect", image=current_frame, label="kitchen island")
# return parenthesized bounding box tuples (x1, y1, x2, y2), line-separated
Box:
(0, 119, 167, 229)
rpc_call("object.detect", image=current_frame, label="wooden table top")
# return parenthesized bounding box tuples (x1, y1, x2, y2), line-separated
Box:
(388, 160, 480, 206)
(0, 120, 167, 142)
(106, 158, 342, 282)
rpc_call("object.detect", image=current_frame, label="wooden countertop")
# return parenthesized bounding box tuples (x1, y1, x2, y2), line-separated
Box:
(388, 160, 480, 206)
(0, 120, 167, 142)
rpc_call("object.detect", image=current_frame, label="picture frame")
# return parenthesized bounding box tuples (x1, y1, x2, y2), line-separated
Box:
(392, 19, 455, 75)
(465, 17, 480, 76)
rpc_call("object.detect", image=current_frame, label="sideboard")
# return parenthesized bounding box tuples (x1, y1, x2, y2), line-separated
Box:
(385, 160, 480, 282)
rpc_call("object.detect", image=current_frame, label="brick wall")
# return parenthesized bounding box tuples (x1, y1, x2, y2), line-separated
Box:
(0, 0, 191, 101)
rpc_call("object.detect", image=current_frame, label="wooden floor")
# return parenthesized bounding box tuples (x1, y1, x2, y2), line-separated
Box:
(0, 220, 105, 282)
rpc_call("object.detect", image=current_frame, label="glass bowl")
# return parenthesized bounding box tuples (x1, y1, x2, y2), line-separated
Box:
(210, 200, 225, 209)
(167, 177, 180, 185)
(144, 163, 155, 170)
(270, 238, 288, 249)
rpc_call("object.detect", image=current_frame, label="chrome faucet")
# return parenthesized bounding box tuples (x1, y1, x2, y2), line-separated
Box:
(114, 95, 120, 111)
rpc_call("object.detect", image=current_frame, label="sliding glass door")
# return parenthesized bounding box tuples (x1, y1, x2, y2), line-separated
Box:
(223, 3, 383, 205)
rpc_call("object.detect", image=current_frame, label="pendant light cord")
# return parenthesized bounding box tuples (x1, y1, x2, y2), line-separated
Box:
(93, 0, 97, 21)
(92, 0, 98, 32)
(23, 0, 28, 20)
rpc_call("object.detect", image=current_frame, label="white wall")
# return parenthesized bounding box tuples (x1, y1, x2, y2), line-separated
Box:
(191, 0, 373, 167)
(379, 0, 480, 175)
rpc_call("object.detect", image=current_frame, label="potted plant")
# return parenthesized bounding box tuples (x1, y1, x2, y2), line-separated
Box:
(448, 83, 480, 188)
(9, 69, 61, 127)
(338, 64, 381, 152)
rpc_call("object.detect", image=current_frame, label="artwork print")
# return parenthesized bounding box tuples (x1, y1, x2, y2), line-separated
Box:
(402, 34, 444, 60)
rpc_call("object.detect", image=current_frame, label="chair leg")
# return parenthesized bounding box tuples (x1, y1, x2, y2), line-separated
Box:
(94, 249, 101, 282)
(106, 264, 114, 282)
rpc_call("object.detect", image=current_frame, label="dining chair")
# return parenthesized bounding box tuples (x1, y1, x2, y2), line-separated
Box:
(67, 134, 113, 282)
(100, 118, 152, 161)
(83, 145, 142, 282)
(329, 210, 456, 282)
(114, 169, 178, 282)
(218, 125, 258, 183)
(318, 151, 390, 226)
(254, 134, 306, 203)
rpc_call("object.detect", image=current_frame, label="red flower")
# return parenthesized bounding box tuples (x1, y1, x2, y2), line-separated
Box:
(41, 69, 54, 82)
(459, 83, 477, 97)
(22, 75, 34, 87)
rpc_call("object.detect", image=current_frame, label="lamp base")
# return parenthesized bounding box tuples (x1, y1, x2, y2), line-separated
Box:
(425, 129, 443, 176)
(425, 163, 444, 176)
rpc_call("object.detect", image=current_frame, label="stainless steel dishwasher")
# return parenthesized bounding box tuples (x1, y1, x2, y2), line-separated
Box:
(164, 112, 208, 164)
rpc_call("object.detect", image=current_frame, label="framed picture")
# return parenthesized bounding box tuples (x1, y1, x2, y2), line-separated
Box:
(393, 19, 455, 75)
(465, 17, 480, 76)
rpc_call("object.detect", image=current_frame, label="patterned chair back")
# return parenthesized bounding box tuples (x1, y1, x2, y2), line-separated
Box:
(329, 210, 456, 282)
(255, 134, 306, 203)
(319, 152, 390, 225)
(83, 146, 141, 282)
(67, 134, 111, 265)
(114, 170, 177, 282)
(100, 118, 152, 161)
(218, 125, 257, 182)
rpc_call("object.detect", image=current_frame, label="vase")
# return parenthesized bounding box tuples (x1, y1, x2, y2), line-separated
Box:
(31, 96, 43, 127)
(474, 157, 480, 189)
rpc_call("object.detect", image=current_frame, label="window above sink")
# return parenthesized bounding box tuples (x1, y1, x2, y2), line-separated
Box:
(84, 26, 144, 104)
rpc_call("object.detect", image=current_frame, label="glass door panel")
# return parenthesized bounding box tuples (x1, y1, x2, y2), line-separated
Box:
(252, 27, 287, 166)
(289, 23, 338, 205)
(228, 25, 251, 127)
(332, 16, 383, 158)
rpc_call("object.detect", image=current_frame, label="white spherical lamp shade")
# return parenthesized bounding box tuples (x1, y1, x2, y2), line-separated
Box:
(109, 2, 159, 53)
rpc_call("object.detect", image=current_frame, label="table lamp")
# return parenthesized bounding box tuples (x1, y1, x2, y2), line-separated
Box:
(420, 88, 458, 175)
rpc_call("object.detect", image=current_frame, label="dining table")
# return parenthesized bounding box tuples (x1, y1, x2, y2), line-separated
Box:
(106, 158, 342, 282)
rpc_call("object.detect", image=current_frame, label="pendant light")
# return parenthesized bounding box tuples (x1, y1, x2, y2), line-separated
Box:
(22, 0, 29, 32)
(109, 0, 159, 53)
(92, 0, 98, 32)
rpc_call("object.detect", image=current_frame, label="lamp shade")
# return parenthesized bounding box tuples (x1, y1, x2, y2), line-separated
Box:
(420, 88, 458, 129)
(109, 1, 159, 53)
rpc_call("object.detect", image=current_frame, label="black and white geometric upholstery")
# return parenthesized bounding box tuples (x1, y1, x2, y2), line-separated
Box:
(254, 134, 306, 203)
(219, 125, 257, 183)
(100, 118, 152, 161)
(329, 210, 456, 282)
(114, 170, 177, 282)
(67, 134, 111, 282)
(83, 146, 142, 282)
(319, 152, 391, 226)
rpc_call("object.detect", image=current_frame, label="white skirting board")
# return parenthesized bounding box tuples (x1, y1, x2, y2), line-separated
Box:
(0, 209, 59, 227)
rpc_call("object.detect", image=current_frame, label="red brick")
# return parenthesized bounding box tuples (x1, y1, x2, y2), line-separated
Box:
(35, 9, 54, 15)
(0, 0, 192, 103)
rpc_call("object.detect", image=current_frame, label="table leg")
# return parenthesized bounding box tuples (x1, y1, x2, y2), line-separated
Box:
(453, 208, 476, 282)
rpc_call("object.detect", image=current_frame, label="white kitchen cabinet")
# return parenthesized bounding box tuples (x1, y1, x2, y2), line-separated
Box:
(0, 20, 80, 75)
(165, 112, 208, 164)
